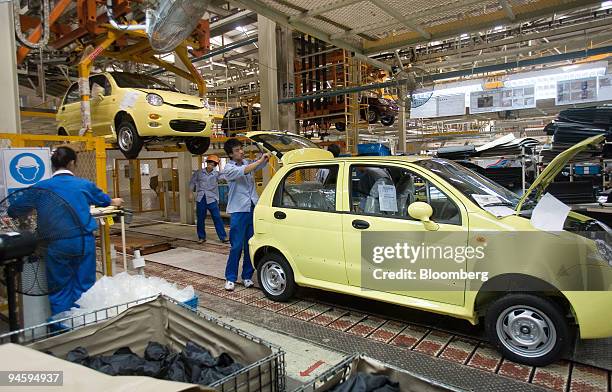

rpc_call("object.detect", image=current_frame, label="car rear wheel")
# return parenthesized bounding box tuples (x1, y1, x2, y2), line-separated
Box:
(257, 253, 296, 302)
(367, 110, 379, 124)
(185, 137, 211, 155)
(117, 120, 143, 159)
(380, 115, 395, 126)
(485, 294, 570, 366)
(334, 122, 346, 131)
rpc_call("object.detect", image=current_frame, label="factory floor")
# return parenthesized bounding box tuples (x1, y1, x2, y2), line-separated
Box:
(109, 213, 612, 392)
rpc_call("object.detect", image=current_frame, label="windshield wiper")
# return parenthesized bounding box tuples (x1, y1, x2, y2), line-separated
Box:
(481, 202, 516, 207)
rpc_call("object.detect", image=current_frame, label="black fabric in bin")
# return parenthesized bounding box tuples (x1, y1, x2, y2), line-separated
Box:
(331, 373, 400, 392)
(64, 340, 243, 385)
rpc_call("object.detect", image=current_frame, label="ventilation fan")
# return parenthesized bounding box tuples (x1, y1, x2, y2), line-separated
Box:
(0, 188, 87, 334)
(388, 65, 435, 109)
(106, 0, 211, 53)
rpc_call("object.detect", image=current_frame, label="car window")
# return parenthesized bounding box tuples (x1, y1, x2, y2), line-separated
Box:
(110, 72, 177, 92)
(349, 164, 461, 225)
(273, 165, 339, 212)
(63, 83, 80, 105)
(90, 75, 111, 96)
(229, 109, 242, 118)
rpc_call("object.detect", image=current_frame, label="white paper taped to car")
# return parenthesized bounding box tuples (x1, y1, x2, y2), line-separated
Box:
(472, 194, 502, 207)
(378, 184, 398, 212)
(120, 91, 140, 110)
(484, 205, 515, 218)
(530, 192, 570, 232)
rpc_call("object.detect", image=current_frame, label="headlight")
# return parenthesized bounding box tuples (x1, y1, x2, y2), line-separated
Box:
(595, 239, 612, 266)
(201, 98, 210, 109)
(146, 93, 163, 106)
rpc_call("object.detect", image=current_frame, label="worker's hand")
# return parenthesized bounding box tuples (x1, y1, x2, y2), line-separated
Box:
(110, 198, 124, 207)
(188, 193, 194, 202)
(260, 153, 271, 163)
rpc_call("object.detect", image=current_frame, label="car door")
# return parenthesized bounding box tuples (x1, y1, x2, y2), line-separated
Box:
(89, 75, 114, 136)
(265, 162, 347, 285)
(341, 162, 469, 306)
(57, 83, 81, 134)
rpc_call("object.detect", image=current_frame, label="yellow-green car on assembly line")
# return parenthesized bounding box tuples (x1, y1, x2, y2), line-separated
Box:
(245, 132, 611, 366)
(56, 72, 214, 159)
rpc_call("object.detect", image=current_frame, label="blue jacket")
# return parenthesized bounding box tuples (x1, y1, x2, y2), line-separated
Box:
(33, 172, 111, 234)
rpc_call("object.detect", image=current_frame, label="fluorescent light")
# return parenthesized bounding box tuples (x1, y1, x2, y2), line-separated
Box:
(494, 25, 503, 31)
(460, 33, 469, 38)
(601, 1, 612, 10)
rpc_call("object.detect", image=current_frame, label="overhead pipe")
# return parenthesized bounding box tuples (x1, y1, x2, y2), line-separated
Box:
(149, 36, 258, 76)
(13, 0, 50, 49)
(278, 45, 612, 104)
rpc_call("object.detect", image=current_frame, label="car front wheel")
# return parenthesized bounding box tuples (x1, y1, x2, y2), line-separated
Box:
(485, 294, 570, 366)
(257, 253, 296, 302)
(117, 120, 143, 159)
(380, 115, 395, 126)
(185, 137, 211, 155)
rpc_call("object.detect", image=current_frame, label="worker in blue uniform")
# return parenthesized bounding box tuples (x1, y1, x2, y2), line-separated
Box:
(10, 147, 123, 315)
(189, 154, 228, 244)
(221, 139, 269, 291)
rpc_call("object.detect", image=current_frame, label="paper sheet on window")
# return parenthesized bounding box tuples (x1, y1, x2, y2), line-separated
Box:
(530, 192, 570, 232)
(484, 206, 515, 218)
(120, 91, 140, 110)
(472, 194, 501, 207)
(378, 184, 398, 212)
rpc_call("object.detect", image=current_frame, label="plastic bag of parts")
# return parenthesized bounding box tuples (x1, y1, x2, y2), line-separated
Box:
(65, 340, 243, 385)
(51, 272, 195, 326)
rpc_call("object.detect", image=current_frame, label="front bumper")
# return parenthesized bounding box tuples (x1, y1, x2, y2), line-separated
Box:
(133, 108, 213, 138)
(565, 290, 612, 338)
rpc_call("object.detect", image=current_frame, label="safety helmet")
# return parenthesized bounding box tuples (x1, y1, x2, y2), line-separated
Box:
(17, 155, 39, 168)
(206, 155, 220, 165)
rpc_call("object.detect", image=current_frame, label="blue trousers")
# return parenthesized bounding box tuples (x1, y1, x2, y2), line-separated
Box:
(196, 199, 227, 241)
(225, 209, 254, 282)
(46, 234, 96, 316)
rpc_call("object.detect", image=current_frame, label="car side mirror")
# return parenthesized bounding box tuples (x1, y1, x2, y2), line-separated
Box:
(408, 202, 439, 231)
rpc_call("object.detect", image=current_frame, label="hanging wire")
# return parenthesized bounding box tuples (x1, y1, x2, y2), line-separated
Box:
(13, 0, 50, 49)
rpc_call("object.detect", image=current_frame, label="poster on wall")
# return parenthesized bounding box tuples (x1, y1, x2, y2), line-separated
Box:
(437, 93, 466, 117)
(469, 85, 535, 114)
(597, 74, 612, 102)
(410, 95, 437, 118)
(556, 77, 598, 105)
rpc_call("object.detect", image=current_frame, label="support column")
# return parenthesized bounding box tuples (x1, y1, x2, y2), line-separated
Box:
(258, 15, 279, 130)
(277, 25, 295, 132)
(178, 151, 194, 224)
(0, 1, 21, 133)
(175, 58, 191, 94)
(397, 86, 408, 154)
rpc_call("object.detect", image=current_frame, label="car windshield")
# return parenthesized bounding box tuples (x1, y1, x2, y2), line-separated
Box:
(111, 72, 178, 92)
(414, 158, 535, 210)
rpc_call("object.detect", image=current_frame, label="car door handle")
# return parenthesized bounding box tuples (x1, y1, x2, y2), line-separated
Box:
(274, 211, 286, 220)
(352, 219, 370, 230)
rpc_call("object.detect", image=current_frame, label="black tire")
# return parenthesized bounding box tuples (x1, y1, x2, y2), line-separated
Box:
(58, 128, 68, 136)
(116, 120, 143, 159)
(485, 294, 570, 366)
(334, 122, 346, 131)
(380, 115, 395, 126)
(185, 137, 211, 155)
(367, 110, 379, 124)
(257, 253, 296, 302)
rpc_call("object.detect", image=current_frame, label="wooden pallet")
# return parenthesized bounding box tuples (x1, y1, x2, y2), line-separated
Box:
(109, 233, 172, 255)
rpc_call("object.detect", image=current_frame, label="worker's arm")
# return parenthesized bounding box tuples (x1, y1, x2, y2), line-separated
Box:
(86, 181, 121, 207)
(223, 154, 270, 180)
(188, 171, 198, 192)
(244, 154, 270, 175)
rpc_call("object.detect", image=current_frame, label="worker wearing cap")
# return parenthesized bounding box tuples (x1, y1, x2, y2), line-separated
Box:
(189, 155, 228, 244)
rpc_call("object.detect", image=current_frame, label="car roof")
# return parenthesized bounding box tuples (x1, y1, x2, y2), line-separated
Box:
(289, 155, 432, 165)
